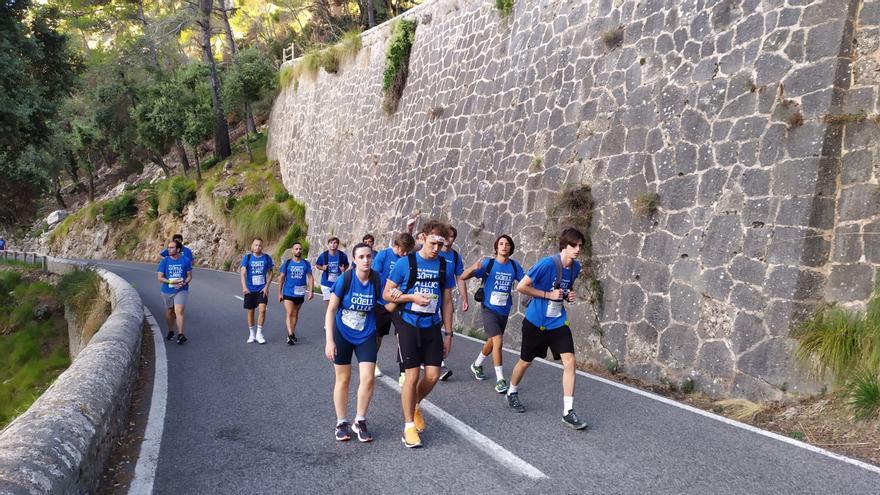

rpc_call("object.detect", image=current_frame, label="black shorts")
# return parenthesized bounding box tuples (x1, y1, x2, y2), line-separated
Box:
(243, 291, 268, 309)
(282, 295, 305, 305)
(333, 329, 378, 365)
(396, 321, 444, 369)
(520, 319, 575, 362)
(375, 307, 404, 337)
(481, 308, 509, 338)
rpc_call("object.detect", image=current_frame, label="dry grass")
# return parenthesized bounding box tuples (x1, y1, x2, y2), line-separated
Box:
(714, 398, 765, 421)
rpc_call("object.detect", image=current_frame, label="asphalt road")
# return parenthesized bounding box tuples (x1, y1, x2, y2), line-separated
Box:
(99, 260, 879, 494)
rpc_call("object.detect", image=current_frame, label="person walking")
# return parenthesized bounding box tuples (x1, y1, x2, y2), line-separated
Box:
(240, 238, 274, 344)
(316, 237, 350, 304)
(157, 238, 193, 345)
(278, 241, 314, 345)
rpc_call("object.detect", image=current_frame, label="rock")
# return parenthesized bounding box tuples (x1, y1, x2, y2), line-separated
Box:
(99, 182, 128, 202)
(46, 210, 69, 227)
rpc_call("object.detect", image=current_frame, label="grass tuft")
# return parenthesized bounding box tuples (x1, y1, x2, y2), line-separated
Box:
(382, 19, 417, 115)
(601, 26, 625, 50)
(495, 0, 514, 17)
(634, 192, 660, 217)
(102, 192, 138, 223)
(714, 398, 764, 421)
(157, 176, 197, 216)
(845, 370, 880, 420)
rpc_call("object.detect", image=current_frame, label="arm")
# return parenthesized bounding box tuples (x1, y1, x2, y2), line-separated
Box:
(157, 272, 167, 284)
(441, 287, 454, 357)
(240, 266, 249, 294)
(383, 278, 430, 306)
(263, 268, 274, 296)
(277, 272, 285, 302)
(458, 276, 469, 312)
(306, 273, 315, 300)
(460, 259, 483, 281)
(517, 275, 563, 300)
(184, 270, 192, 286)
(324, 294, 340, 360)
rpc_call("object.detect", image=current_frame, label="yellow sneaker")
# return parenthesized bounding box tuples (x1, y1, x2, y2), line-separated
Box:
(413, 405, 426, 432)
(401, 426, 422, 448)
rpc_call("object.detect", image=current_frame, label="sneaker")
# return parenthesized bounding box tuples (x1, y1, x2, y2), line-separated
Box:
(374, 365, 383, 377)
(470, 363, 486, 381)
(413, 405, 426, 432)
(287, 335, 295, 345)
(352, 420, 373, 443)
(256, 331, 266, 344)
(176, 334, 187, 345)
(247, 332, 256, 344)
(166, 330, 174, 340)
(335, 422, 352, 441)
(291, 334, 298, 344)
(398, 372, 406, 386)
(562, 410, 588, 430)
(507, 392, 525, 413)
(494, 379, 509, 394)
(401, 426, 422, 448)
(439, 366, 453, 381)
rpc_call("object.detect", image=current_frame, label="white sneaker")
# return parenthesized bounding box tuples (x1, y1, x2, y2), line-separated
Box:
(374, 365, 383, 377)
(247, 332, 256, 343)
(256, 331, 266, 344)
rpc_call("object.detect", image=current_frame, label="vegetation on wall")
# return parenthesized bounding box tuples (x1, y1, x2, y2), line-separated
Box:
(496, 0, 515, 17)
(382, 19, 417, 115)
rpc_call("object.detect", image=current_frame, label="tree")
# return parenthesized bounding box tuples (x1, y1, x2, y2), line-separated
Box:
(179, 63, 214, 182)
(133, 80, 187, 178)
(196, 0, 232, 159)
(222, 47, 276, 162)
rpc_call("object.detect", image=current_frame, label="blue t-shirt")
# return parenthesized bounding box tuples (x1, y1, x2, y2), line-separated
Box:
(332, 272, 386, 345)
(0, 239, 6, 250)
(474, 257, 523, 316)
(440, 249, 464, 277)
(240, 253, 274, 292)
(372, 247, 401, 280)
(389, 253, 457, 328)
(280, 258, 312, 297)
(157, 256, 192, 294)
(524, 255, 581, 330)
(160, 246, 194, 262)
(317, 250, 349, 287)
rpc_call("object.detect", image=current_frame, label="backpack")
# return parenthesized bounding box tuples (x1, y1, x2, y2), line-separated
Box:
(522, 254, 563, 308)
(476, 258, 524, 304)
(340, 269, 382, 311)
(400, 252, 447, 316)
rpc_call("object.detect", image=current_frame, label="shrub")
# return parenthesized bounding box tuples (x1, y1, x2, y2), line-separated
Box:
(102, 193, 138, 223)
(279, 64, 295, 88)
(275, 222, 306, 259)
(319, 48, 339, 74)
(846, 370, 880, 420)
(496, 0, 514, 17)
(232, 196, 287, 242)
(274, 188, 291, 203)
(285, 198, 306, 223)
(158, 176, 197, 215)
(145, 189, 159, 219)
(601, 26, 624, 50)
(57, 269, 101, 321)
(201, 156, 221, 170)
(634, 192, 660, 217)
(254, 202, 287, 240)
(681, 376, 695, 394)
(382, 19, 417, 114)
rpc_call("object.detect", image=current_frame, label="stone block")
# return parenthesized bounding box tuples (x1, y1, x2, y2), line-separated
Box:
(736, 338, 806, 389)
(619, 283, 647, 322)
(645, 294, 671, 330)
(825, 263, 875, 302)
(641, 231, 678, 264)
(658, 175, 698, 211)
(830, 223, 862, 263)
(765, 299, 817, 337)
(670, 282, 701, 325)
(701, 214, 743, 267)
(657, 324, 700, 369)
(731, 313, 767, 354)
(696, 340, 736, 379)
(838, 184, 880, 222)
(731, 283, 766, 311)
(765, 265, 825, 300)
(729, 256, 767, 286)
(840, 150, 873, 185)
(865, 221, 880, 264)
(703, 267, 734, 301)
(782, 58, 838, 97)
(627, 321, 659, 363)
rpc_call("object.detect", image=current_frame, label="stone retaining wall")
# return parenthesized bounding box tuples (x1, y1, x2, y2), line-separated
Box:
(268, 0, 878, 400)
(0, 254, 144, 494)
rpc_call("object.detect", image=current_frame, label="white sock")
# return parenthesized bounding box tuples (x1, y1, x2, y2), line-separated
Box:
(257, 325, 263, 333)
(248, 325, 256, 335)
(474, 352, 487, 367)
(336, 418, 347, 426)
(563, 396, 574, 415)
(507, 384, 518, 395)
(355, 415, 365, 422)
(441, 360, 446, 367)
(495, 366, 504, 380)
(405, 421, 415, 430)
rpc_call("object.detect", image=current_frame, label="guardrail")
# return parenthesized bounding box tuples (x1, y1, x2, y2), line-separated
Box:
(0, 250, 47, 270)
(282, 44, 296, 64)
(0, 252, 144, 494)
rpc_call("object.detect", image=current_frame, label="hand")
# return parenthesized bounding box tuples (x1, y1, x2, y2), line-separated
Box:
(443, 334, 452, 357)
(243, 288, 250, 295)
(324, 341, 336, 361)
(547, 288, 564, 300)
(390, 288, 403, 301)
(461, 300, 469, 312)
(566, 291, 577, 303)
(261, 288, 269, 298)
(307, 291, 314, 301)
(413, 294, 431, 306)
(278, 294, 283, 303)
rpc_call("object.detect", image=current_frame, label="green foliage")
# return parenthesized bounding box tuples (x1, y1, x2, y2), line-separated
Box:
(789, 431, 805, 441)
(846, 370, 880, 420)
(286, 198, 306, 223)
(158, 176, 197, 215)
(102, 192, 137, 223)
(634, 192, 661, 217)
(56, 269, 101, 314)
(275, 222, 309, 259)
(279, 65, 295, 89)
(222, 47, 277, 117)
(201, 156, 221, 171)
(116, 228, 141, 258)
(274, 188, 291, 203)
(495, 0, 515, 17)
(681, 376, 696, 394)
(145, 189, 159, 219)
(382, 19, 417, 114)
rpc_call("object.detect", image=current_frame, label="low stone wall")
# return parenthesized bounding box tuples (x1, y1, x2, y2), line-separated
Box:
(0, 254, 144, 494)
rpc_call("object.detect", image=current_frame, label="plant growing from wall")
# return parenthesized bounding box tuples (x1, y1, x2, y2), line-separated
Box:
(496, 0, 514, 17)
(634, 192, 660, 217)
(382, 19, 417, 115)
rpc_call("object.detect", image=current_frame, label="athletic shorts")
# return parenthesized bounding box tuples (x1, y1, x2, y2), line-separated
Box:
(282, 295, 305, 305)
(161, 290, 188, 309)
(333, 328, 378, 365)
(481, 308, 509, 338)
(243, 291, 268, 309)
(396, 321, 444, 369)
(375, 307, 403, 337)
(520, 319, 575, 363)
(321, 285, 333, 301)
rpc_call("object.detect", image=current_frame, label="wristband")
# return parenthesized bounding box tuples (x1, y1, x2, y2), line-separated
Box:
(442, 330, 453, 338)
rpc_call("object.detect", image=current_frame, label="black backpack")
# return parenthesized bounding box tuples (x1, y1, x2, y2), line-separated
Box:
(340, 269, 383, 310)
(400, 253, 447, 316)
(475, 258, 524, 303)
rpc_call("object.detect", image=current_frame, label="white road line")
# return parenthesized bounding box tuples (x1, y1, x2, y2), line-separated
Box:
(234, 295, 244, 301)
(376, 375, 547, 480)
(129, 307, 169, 495)
(455, 332, 880, 476)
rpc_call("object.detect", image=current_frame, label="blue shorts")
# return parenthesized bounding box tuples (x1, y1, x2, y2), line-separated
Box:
(333, 328, 378, 365)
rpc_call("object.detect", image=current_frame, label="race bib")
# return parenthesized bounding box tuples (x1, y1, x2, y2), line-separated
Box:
(251, 274, 265, 287)
(341, 309, 367, 331)
(328, 272, 338, 283)
(489, 291, 509, 307)
(412, 294, 439, 314)
(167, 277, 182, 289)
(546, 300, 563, 318)
(293, 285, 306, 296)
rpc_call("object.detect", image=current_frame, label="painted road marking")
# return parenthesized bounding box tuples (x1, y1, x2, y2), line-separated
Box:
(376, 375, 547, 479)
(234, 295, 244, 301)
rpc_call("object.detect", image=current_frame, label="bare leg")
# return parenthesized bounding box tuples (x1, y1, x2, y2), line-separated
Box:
(560, 352, 576, 396)
(289, 303, 301, 336)
(416, 365, 441, 402)
(356, 362, 376, 417)
(401, 367, 420, 422)
(257, 304, 267, 326)
(334, 365, 352, 420)
(165, 307, 176, 333)
(246, 309, 255, 327)
(490, 335, 503, 366)
(509, 359, 532, 387)
(174, 304, 186, 335)
(480, 339, 493, 359)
